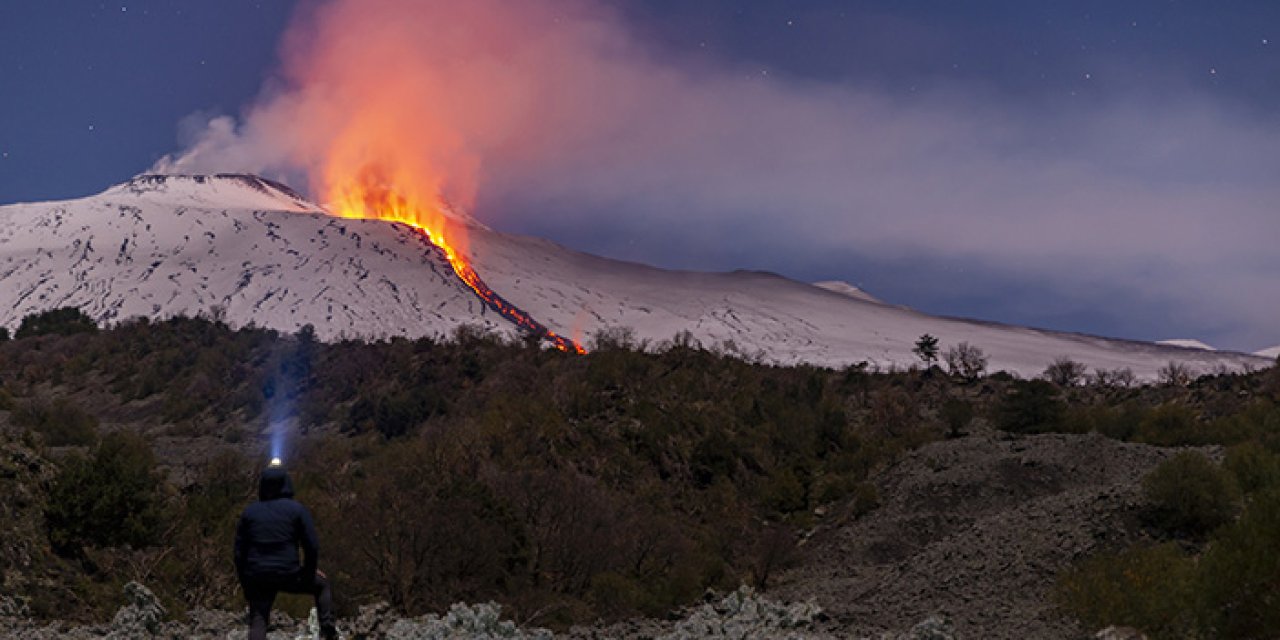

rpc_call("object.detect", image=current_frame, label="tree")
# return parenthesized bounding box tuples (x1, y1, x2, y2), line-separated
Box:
(1043, 357, 1088, 387)
(1158, 361, 1195, 387)
(0, 327, 9, 342)
(912, 334, 940, 367)
(945, 342, 988, 380)
(1091, 367, 1136, 389)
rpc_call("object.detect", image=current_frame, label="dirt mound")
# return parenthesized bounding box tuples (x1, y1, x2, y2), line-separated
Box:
(774, 427, 1192, 639)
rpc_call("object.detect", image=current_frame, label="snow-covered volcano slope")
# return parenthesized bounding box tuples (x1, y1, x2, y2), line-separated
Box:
(466, 215, 1269, 379)
(0, 174, 1269, 379)
(0, 175, 512, 340)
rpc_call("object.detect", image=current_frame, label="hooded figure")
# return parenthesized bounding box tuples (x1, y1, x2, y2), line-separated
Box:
(234, 465, 337, 640)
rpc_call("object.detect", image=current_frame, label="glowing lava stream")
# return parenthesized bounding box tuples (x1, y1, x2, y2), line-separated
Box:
(330, 186, 586, 354)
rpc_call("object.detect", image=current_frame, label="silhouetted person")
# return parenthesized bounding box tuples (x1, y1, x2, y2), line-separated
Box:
(234, 463, 337, 640)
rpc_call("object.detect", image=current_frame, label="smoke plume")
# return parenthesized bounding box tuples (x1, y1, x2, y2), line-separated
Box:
(152, 0, 1279, 351)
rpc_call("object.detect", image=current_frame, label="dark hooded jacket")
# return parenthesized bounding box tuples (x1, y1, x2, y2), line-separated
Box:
(234, 467, 319, 581)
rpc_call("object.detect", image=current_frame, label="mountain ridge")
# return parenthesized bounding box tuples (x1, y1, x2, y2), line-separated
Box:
(0, 174, 1270, 379)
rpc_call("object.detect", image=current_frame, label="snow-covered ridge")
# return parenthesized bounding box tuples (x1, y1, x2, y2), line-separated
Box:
(1156, 339, 1217, 351)
(100, 173, 320, 213)
(1, 174, 1273, 379)
(812, 280, 882, 304)
(1257, 346, 1280, 359)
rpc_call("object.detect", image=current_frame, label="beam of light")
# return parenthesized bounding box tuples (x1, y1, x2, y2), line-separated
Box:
(270, 421, 285, 463)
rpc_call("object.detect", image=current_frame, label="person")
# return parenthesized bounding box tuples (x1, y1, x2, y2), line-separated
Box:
(234, 462, 338, 640)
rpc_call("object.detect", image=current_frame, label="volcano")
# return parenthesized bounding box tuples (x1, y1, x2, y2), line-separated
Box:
(0, 174, 1270, 379)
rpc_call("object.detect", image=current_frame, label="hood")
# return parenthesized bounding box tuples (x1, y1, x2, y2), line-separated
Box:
(258, 466, 295, 501)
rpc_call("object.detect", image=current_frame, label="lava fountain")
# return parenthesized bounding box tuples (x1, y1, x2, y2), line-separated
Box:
(328, 167, 585, 353)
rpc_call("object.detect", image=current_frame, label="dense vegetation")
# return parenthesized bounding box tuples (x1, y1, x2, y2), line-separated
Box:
(0, 308, 1276, 635)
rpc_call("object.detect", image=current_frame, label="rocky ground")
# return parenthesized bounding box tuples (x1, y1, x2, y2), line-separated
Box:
(772, 424, 1188, 639)
(1, 425, 1179, 639)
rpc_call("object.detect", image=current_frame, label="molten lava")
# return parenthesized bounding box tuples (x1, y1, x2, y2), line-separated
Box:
(329, 173, 585, 354)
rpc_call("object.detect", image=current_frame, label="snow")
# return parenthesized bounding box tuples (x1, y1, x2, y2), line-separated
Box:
(1, 174, 1272, 381)
(0, 175, 513, 342)
(1257, 346, 1280, 359)
(464, 224, 1269, 379)
(811, 280, 882, 304)
(1156, 339, 1217, 351)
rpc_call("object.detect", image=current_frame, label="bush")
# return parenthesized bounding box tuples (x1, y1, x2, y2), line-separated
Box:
(45, 432, 167, 553)
(1054, 543, 1196, 639)
(1135, 404, 1203, 446)
(15, 307, 98, 339)
(994, 380, 1065, 434)
(939, 398, 974, 438)
(11, 397, 99, 446)
(1141, 451, 1240, 538)
(1223, 442, 1280, 496)
(1198, 489, 1280, 638)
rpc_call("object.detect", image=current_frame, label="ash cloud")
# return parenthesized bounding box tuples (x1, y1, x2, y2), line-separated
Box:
(151, 0, 1279, 351)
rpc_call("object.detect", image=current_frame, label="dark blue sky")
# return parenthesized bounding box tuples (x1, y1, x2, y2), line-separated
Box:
(2, 1, 1277, 350)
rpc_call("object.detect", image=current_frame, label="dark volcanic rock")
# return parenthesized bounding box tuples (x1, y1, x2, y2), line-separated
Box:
(772, 426, 1197, 639)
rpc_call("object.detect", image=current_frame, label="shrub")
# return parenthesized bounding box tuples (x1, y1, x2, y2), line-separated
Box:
(1054, 543, 1196, 639)
(45, 432, 167, 553)
(12, 397, 99, 446)
(994, 380, 1065, 434)
(1141, 451, 1240, 538)
(1135, 404, 1203, 446)
(1223, 442, 1280, 496)
(1198, 489, 1280, 638)
(939, 398, 973, 438)
(15, 307, 98, 339)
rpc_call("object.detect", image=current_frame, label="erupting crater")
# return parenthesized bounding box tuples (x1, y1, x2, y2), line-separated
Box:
(328, 175, 585, 354)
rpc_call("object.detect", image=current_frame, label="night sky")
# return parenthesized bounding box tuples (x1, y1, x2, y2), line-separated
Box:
(2, 1, 1277, 351)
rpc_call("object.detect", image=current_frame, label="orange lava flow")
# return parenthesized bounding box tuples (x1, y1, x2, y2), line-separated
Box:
(329, 176, 585, 354)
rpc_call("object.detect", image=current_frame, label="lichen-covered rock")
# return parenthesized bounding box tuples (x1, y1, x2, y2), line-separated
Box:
(345, 601, 552, 640)
(664, 586, 823, 640)
(1095, 626, 1148, 640)
(0, 595, 31, 619)
(107, 581, 166, 637)
(883, 615, 954, 640)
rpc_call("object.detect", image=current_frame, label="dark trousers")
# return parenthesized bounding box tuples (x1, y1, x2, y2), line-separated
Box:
(243, 571, 334, 640)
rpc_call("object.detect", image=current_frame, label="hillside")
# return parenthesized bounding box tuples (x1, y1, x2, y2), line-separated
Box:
(0, 318, 1277, 638)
